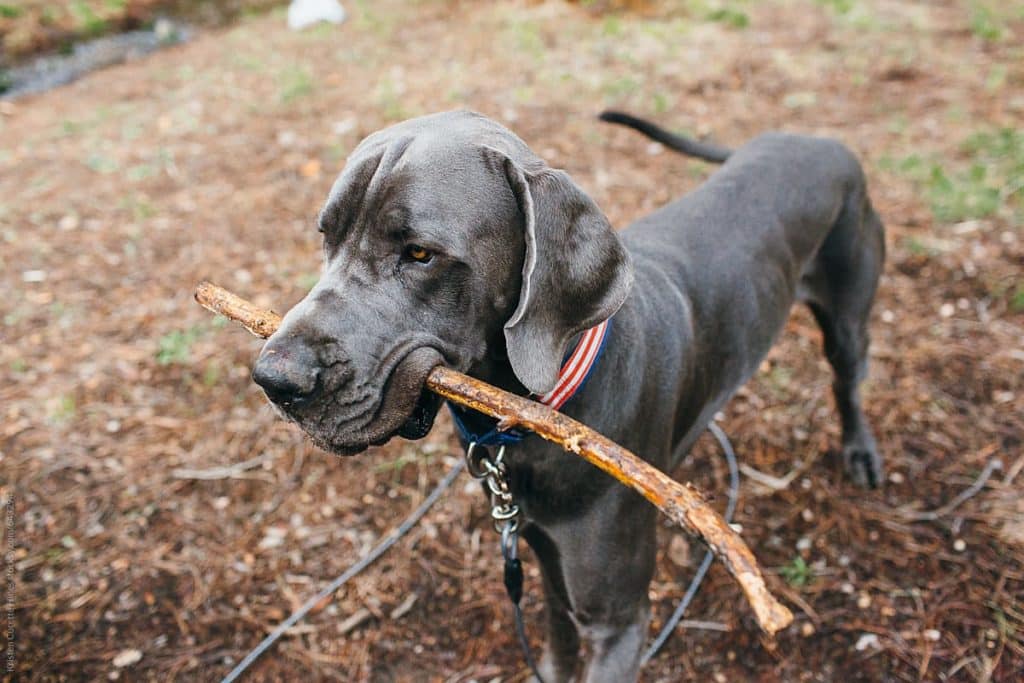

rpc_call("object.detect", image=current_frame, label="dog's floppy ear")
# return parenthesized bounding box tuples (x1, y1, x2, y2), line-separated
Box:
(492, 149, 633, 395)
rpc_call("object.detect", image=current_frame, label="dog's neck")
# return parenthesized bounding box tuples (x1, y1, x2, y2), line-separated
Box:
(478, 327, 594, 397)
(452, 326, 596, 444)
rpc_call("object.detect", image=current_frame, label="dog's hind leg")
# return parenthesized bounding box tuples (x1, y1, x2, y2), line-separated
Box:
(801, 193, 886, 487)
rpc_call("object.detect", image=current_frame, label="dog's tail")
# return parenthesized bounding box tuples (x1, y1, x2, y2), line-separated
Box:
(599, 110, 732, 164)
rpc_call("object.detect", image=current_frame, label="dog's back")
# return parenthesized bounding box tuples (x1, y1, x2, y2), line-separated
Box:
(606, 113, 884, 482)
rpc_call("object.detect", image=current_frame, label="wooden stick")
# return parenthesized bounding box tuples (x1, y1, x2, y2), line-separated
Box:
(194, 281, 794, 635)
(195, 282, 282, 339)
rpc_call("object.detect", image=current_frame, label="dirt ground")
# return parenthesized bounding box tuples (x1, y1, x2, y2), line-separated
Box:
(2, 0, 1022, 681)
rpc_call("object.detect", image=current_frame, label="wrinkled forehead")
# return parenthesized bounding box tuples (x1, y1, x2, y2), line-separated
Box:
(385, 148, 514, 242)
(362, 109, 534, 156)
(327, 111, 535, 250)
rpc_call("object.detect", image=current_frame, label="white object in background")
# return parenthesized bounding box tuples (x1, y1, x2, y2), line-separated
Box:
(288, 0, 346, 30)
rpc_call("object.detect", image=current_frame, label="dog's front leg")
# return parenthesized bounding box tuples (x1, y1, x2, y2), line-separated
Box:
(571, 499, 657, 683)
(526, 493, 658, 683)
(537, 589, 583, 682)
(577, 602, 651, 683)
(524, 526, 652, 683)
(523, 526, 582, 681)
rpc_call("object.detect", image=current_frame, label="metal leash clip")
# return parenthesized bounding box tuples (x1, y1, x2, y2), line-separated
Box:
(466, 442, 544, 682)
(465, 442, 520, 533)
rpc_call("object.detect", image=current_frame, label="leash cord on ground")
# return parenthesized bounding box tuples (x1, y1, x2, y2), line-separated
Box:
(220, 459, 467, 683)
(642, 422, 740, 662)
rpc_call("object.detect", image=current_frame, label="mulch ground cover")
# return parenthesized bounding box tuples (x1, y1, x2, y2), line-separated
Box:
(2, 0, 1022, 680)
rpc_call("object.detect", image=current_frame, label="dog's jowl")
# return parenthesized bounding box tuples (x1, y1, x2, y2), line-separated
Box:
(252, 110, 885, 682)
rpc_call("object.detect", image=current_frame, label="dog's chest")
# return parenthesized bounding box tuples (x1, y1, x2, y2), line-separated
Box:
(489, 444, 616, 524)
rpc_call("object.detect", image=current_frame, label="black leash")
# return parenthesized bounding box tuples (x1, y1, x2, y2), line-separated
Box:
(463, 442, 548, 681)
(502, 522, 545, 682)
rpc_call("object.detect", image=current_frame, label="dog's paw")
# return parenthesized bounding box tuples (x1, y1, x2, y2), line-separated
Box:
(529, 668, 572, 683)
(533, 648, 577, 683)
(841, 437, 883, 489)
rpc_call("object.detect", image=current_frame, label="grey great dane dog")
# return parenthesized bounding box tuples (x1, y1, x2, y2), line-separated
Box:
(251, 109, 885, 681)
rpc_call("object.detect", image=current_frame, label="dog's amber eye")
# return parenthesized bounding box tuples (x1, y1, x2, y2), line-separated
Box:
(404, 244, 433, 263)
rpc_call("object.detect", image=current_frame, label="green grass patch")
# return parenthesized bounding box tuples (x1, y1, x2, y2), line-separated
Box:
(278, 66, 313, 104)
(1010, 285, 1024, 313)
(0, 4, 21, 19)
(202, 361, 221, 387)
(156, 317, 226, 366)
(652, 91, 672, 114)
(902, 236, 935, 257)
(882, 127, 1023, 223)
(969, 3, 1005, 42)
(815, 0, 854, 14)
(61, 119, 82, 136)
(156, 326, 202, 366)
(685, 0, 750, 28)
(965, 127, 1024, 174)
(375, 78, 409, 121)
(964, 127, 1024, 218)
(351, 0, 392, 35)
(51, 394, 77, 423)
(513, 87, 534, 105)
(927, 163, 1001, 223)
(40, 6, 58, 25)
(374, 452, 418, 475)
(603, 75, 640, 99)
(602, 14, 624, 37)
(814, 0, 880, 30)
(985, 65, 1007, 92)
(507, 19, 545, 58)
(70, 1, 108, 37)
(766, 365, 793, 392)
(780, 556, 813, 587)
(706, 6, 749, 28)
(86, 152, 119, 174)
(374, 449, 432, 482)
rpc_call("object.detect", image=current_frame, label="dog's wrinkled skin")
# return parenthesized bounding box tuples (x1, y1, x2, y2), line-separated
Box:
(253, 110, 885, 682)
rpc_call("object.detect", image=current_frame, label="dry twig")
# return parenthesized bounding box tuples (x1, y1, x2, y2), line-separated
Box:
(194, 281, 794, 635)
(171, 453, 274, 480)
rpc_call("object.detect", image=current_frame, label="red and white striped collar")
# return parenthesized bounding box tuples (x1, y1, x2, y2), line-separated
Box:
(535, 318, 611, 410)
(447, 318, 612, 446)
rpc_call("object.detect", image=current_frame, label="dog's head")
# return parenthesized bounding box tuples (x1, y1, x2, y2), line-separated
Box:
(252, 111, 633, 455)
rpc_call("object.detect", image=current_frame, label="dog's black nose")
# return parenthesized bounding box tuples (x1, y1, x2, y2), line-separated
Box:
(252, 344, 321, 406)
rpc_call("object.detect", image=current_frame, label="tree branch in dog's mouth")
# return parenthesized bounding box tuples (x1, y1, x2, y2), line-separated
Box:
(194, 280, 795, 636)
